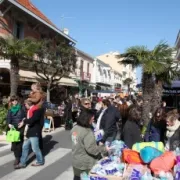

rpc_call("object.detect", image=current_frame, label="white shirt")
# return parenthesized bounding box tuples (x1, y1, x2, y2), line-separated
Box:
(96, 108, 107, 131)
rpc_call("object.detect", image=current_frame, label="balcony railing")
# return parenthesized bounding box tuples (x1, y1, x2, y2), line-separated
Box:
(82, 72, 91, 81)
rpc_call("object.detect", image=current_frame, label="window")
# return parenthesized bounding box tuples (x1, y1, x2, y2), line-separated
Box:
(13, 21, 24, 39)
(87, 63, 89, 74)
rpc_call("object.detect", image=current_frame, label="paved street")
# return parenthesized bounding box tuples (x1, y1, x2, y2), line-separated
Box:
(0, 130, 73, 180)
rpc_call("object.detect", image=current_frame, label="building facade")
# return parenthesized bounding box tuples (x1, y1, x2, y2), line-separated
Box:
(97, 52, 137, 91)
(92, 59, 112, 90)
(0, 0, 78, 97)
(70, 49, 94, 96)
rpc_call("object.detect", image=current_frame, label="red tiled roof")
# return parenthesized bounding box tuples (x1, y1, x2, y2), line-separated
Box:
(16, 0, 56, 27)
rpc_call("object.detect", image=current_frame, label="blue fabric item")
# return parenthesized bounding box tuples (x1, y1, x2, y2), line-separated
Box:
(44, 119, 50, 129)
(140, 146, 163, 164)
(144, 122, 161, 142)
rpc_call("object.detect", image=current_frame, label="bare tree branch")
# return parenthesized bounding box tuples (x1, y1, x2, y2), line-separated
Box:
(33, 39, 77, 95)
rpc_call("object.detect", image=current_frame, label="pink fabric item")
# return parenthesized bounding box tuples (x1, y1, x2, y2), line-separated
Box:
(150, 151, 176, 174)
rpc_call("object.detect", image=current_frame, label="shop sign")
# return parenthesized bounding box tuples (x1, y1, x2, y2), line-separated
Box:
(163, 89, 180, 94)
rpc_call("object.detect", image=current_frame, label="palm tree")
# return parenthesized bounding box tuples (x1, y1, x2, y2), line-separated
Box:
(123, 77, 133, 95)
(117, 46, 154, 125)
(149, 43, 179, 115)
(117, 42, 176, 126)
(0, 37, 39, 96)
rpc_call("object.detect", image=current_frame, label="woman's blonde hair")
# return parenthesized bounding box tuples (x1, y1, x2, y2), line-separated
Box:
(32, 82, 42, 91)
(166, 109, 179, 123)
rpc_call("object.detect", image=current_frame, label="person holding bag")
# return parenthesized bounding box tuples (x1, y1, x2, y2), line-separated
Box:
(7, 96, 26, 166)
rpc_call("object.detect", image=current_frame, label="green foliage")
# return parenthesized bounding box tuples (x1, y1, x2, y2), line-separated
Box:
(0, 36, 39, 60)
(117, 41, 178, 84)
(123, 78, 133, 85)
(0, 36, 40, 96)
(33, 39, 77, 90)
(0, 105, 8, 134)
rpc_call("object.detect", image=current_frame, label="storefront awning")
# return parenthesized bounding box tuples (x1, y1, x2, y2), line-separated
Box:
(163, 81, 180, 90)
(19, 70, 78, 87)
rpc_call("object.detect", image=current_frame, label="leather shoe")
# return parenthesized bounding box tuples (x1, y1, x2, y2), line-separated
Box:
(14, 159, 20, 166)
(14, 164, 26, 169)
(31, 163, 44, 167)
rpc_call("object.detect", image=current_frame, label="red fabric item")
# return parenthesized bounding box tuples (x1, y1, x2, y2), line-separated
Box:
(122, 149, 144, 164)
(150, 151, 176, 175)
(28, 105, 39, 118)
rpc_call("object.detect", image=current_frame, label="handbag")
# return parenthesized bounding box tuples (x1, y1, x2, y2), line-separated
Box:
(6, 127, 20, 142)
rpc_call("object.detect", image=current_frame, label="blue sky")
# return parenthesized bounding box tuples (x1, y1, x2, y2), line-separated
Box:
(32, 0, 180, 83)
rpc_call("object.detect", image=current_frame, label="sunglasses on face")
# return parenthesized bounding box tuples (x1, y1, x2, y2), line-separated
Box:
(11, 100, 17, 102)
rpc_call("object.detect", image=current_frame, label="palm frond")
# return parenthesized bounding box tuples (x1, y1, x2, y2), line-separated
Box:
(0, 36, 39, 60)
(117, 46, 149, 69)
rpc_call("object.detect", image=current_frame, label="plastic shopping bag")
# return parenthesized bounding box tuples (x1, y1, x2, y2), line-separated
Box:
(6, 127, 20, 142)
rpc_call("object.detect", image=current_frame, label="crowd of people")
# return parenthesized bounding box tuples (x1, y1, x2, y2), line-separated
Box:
(70, 95, 180, 180)
(3, 83, 180, 178)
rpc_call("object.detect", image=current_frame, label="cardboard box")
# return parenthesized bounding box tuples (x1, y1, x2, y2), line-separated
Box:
(123, 164, 150, 179)
(89, 173, 123, 180)
(89, 164, 126, 180)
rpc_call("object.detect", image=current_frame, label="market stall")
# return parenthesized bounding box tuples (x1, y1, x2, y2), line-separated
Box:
(80, 138, 179, 180)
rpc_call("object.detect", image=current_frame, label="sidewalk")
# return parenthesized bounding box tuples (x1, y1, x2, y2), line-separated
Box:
(0, 126, 65, 145)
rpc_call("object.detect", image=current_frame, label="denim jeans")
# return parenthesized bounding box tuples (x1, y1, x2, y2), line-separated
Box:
(20, 137, 44, 166)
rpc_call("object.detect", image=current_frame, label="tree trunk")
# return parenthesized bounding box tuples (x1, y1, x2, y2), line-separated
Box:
(151, 80, 163, 116)
(46, 88, 50, 102)
(128, 84, 130, 97)
(142, 73, 154, 126)
(10, 57, 19, 96)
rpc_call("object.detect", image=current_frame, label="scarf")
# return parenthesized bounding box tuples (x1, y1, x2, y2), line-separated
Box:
(27, 105, 39, 118)
(10, 104, 21, 114)
(166, 120, 180, 138)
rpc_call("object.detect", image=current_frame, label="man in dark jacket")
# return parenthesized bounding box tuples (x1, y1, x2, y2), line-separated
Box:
(15, 101, 44, 169)
(100, 100, 121, 143)
(64, 98, 73, 130)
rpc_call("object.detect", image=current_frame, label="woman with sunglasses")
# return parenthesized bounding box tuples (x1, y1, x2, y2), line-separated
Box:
(144, 107, 166, 142)
(7, 96, 26, 166)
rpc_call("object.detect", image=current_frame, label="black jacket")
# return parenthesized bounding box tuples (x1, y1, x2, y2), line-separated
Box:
(123, 120, 142, 148)
(168, 126, 180, 151)
(24, 108, 44, 138)
(7, 107, 26, 128)
(64, 100, 72, 120)
(100, 106, 121, 143)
